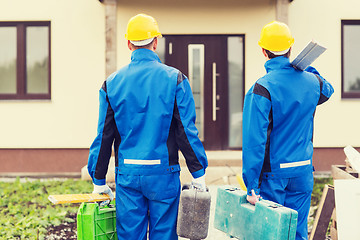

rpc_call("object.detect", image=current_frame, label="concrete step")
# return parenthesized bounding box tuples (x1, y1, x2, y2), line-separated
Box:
(81, 151, 243, 185)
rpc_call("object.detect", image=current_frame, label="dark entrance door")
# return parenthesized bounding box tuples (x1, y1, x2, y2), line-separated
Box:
(164, 35, 228, 150)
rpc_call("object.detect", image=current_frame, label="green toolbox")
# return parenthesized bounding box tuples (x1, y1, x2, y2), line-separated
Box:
(214, 186, 298, 240)
(77, 202, 117, 240)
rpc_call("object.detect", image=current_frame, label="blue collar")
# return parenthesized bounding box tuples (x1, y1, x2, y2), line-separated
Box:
(264, 56, 292, 73)
(131, 49, 161, 63)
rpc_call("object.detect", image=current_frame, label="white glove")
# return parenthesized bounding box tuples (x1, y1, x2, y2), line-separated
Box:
(246, 189, 260, 205)
(93, 184, 114, 201)
(191, 175, 207, 191)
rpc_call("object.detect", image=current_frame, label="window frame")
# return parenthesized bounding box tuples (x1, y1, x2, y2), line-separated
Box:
(341, 20, 360, 98)
(0, 21, 51, 100)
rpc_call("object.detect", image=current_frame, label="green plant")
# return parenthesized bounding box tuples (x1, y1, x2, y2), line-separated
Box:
(0, 177, 333, 239)
(0, 178, 92, 240)
(311, 177, 333, 207)
(308, 177, 334, 233)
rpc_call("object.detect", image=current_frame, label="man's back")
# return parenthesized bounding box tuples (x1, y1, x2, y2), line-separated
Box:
(99, 48, 207, 177)
(243, 56, 333, 177)
(106, 49, 178, 160)
(258, 57, 320, 172)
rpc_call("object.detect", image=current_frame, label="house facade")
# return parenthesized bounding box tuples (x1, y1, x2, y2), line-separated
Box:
(0, 0, 359, 175)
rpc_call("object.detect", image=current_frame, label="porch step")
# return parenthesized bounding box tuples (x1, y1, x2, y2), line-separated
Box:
(180, 150, 242, 166)
(81, 151, 243, 186)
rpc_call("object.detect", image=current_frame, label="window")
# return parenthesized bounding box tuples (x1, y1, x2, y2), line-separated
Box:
(227, 36, 244, 148)
(342, 20, 360, 98)
(188, 44, 205, 140)
(0, 22, 51, 100)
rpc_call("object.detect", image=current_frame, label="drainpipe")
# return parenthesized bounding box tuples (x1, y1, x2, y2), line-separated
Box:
(276, 0, 292, 24)
(100, 0, 117, 77)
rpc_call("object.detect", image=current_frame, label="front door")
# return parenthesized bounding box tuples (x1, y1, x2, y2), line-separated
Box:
(158, 35, 244, 150)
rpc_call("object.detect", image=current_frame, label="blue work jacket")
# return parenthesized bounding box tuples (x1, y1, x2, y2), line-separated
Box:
(88, 49, 208, 185)
(242, 56, 334, 196)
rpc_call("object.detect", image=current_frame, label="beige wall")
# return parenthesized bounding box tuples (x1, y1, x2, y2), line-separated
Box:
(0, 0, 358, 150)
(0, 0, 105, 148)
(289, 0, 360, 147)
(116, 0, 275, 69)
(117, 0, 356, 148)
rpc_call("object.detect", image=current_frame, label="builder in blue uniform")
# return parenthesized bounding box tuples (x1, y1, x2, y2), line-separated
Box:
(242, 21, 334, 240)
(87, 13, 208, 240)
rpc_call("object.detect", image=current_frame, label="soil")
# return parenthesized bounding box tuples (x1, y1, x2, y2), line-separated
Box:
(44, 183, 116, 240)
(44, 212, 77, 240)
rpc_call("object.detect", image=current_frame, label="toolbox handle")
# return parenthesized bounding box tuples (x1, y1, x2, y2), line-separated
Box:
(267, 203, 283, 209)
(182, 183, 209, 192)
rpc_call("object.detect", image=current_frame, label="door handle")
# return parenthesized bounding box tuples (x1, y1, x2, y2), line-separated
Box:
(212, 62, 220, 121)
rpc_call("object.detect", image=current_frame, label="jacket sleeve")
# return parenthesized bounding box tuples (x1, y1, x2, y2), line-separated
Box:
(88, 81, 116, 185)
(242, 83, 272, 196)
(305, 66, 334, 105)
(174, 72, 208, 178)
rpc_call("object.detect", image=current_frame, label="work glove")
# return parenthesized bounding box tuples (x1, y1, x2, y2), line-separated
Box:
(93, 184, 114, 206)
(191, 175, 207, 191)
(246, 189, 260, 205)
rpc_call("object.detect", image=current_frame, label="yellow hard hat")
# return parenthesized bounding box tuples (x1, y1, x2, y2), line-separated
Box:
(125, 13, 162, 42)
(258, 21, 294, 53)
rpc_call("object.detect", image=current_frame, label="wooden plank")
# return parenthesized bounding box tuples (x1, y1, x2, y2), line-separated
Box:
(330, 226, 338, 240)
(345, 158, 353, 172)
(331, 165, 358, 180)
(330, 209, 338, 240)
(334, 179, 360, 240)
(48, 193, 110, 204)
(309, 185, 335, 240)
(344, 145, 360, 173)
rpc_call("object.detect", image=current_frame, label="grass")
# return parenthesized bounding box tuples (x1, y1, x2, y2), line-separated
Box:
(0, 178, 92, 240)
(0, 177, 333, 239)
(308, 177, 334, 233)
(311, 177, 334, 207)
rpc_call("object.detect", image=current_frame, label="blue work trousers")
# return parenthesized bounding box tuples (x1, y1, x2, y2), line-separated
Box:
(115, 172, 181, 240)
(260, 170, 314, 240)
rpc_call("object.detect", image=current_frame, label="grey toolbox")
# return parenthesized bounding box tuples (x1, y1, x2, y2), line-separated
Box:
(177, 184, 211, 240)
